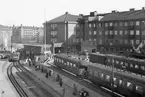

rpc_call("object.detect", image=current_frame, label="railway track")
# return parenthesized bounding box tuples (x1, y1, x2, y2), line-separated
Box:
(13, 62, 56, 97)
(7, 63, 28, 97)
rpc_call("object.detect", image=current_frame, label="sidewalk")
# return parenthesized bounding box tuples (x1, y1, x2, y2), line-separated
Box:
(0, 60, 19, 97)
(23, 63, 78, 97)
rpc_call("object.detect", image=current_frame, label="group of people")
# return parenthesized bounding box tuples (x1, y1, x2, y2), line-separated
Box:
(73, 84, 89, 97)
(79, 68, 88, 79)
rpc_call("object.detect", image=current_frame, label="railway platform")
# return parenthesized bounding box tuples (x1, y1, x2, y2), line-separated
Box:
(22, 62, 79, 97)
(21, 59, 109, 97)
(0, 60, 19, 97)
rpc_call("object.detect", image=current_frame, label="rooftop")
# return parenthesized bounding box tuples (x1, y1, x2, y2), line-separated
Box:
(46, 12, 80, 23)
(101, 8, 145, 21)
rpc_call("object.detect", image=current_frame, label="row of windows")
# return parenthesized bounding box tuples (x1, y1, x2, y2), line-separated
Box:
(87, 20, 145, 28)
(104, 39, 143, 45)
(50, 31, 57, 36)
(105, 30, 140, 35)
(51, 24, 57, 29)
(107, 58, 145, 71)
(50, 38, 57, 42)
(89, 70, 143, 93)
(87, 30, 143, 36)
(89, 38, 96, 41)
(54, 58, 76, 67)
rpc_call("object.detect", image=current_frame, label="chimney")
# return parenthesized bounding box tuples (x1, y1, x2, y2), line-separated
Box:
(112, 10, 117, 13)
(94, 11, 97, 16)
(79, 14, 83, 17)
(65, 12, 68, 14)
(142, 7, 145, 10)
(130, 8, 135, 11)
(90, 12, 94, 16)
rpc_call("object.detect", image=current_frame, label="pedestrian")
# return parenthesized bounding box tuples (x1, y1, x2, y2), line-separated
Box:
(73, 84, 77, 96)
(48, 70, 51, 76)
(59, 77, 63, 87)
(56, 74, 60, 82)
(46, 72, 48, 78)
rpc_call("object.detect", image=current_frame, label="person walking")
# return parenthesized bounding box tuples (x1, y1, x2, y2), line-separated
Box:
(73, 84, 77, 96)
(59, 77, 63, 87)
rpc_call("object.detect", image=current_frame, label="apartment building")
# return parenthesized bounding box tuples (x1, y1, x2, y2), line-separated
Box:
(76, 7, 145, 54)
(43, 12, 80, 53)
(0, 25, 12, 50)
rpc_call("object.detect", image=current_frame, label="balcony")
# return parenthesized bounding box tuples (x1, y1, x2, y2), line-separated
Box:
(128, 25, 134, 30)
(50, 35, 57, 38)
(128, 35, 135, 39)
(107, 35, 114, 39)
(107, 26, 114, 30)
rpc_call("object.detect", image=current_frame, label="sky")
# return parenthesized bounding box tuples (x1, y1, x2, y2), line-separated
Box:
(0, 0, 145, 27)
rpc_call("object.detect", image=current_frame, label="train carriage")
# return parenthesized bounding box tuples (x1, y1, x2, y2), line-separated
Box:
(87, 63, 145, 97)
(89, 53, 145, 76)
(54, 54, 88, 76)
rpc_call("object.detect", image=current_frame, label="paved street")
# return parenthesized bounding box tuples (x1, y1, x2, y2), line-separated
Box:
(0, 61, 18, 97)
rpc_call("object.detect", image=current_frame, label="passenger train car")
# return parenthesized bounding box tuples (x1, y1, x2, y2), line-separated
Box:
(89, 53, 145, 76)
(54, 54, 145, 97)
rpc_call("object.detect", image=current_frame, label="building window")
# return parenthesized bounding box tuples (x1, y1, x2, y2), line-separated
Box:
(94, 24, 96, 27)
(89, 38, 92, 41)
(119, 30, 123, 35)
(130, 30, 134, 35)
(110, 31, 113, 35)
(124, 22, 128, 26)
(105, 23, 108, 27)
(129, 21, 134, 26)
(89, 24, 91, 28)
(99, 31, 102, 35)
(136, 30, 140, 35)
(109, 22, 113, 26)
(99, 23, 101, 27)
(120, 40, 123, 44)
(125, 30, 128, 35)
(136, 40, 140, 44)
(136, 21, 140, 26)
(99, 39, 102, 44)
(124, 40, 128, 44)
(114, 31, 118, 35)
(119, 22, 123, 26)
(89, 31, 92, 35)
(114, 22, 117, 26)
(105, 31, 108, 35)
(94, 38, 96, 41)
(130, 40, 134, 44)
(94, 31, 96, 35)
(115, 40, 118, 44)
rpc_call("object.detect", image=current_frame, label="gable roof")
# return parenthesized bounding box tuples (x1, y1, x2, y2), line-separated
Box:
(101, 9, 145, 21)
(47, 12, 80, 23)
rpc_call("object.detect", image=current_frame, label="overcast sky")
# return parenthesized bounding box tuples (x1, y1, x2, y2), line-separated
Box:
(0, 0, 145, 27)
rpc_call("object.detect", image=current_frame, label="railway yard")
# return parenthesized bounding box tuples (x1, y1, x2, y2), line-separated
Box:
(1, 52, 145, 97)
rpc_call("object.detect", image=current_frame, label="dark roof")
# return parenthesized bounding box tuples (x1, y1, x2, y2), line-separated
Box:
(46, 12, 80, 23)
(101, 9, 145, 21)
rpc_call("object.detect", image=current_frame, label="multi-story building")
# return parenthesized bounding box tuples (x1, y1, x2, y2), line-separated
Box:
(12, 24, 44, 44)
(77, 7, 145, 54)
(98, 7, 145, 53)
(43, 12, 80, 53)
(76, 11, 105, 53)
(12, 25, 21, 43)
(0, 24, 12, 50)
